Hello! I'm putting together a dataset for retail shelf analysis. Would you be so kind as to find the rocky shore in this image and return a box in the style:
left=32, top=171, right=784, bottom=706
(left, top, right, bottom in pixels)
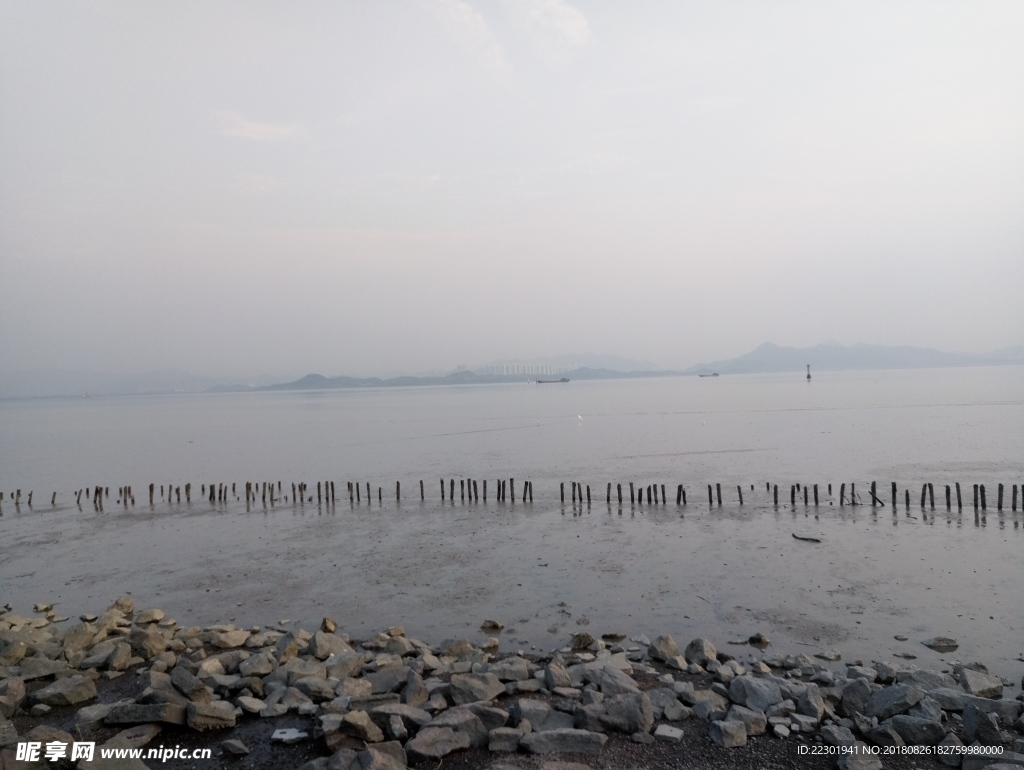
left=1, top=598, right=1023, bottom=770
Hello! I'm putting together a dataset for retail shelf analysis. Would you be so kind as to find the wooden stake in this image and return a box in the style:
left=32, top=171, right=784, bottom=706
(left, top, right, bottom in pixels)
left=737, top=486, right=743, bottom=504
left=676, top=485, right=682, bottom=505
left=420, top=480, right=424, bottom=500
left=617, top=483, right=622, bottom=504
left=716, top=483, right=721, bottom=506
left=955, top=482, right=961, bottom=510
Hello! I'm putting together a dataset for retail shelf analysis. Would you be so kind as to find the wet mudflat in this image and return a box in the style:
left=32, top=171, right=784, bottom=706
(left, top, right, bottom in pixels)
left=2, top=494, right=1021, bottom=688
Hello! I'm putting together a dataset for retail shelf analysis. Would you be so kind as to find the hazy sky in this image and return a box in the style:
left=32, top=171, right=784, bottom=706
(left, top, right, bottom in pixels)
left=2, top=1, right=1022, bottom=378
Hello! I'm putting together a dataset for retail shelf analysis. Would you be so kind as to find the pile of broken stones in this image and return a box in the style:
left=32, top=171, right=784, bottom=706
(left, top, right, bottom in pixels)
left=2, top=598, right=1023, bottom=770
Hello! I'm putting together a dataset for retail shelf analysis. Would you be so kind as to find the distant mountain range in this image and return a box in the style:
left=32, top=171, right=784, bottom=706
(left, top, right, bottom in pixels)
left=681, top=342, right=1024, bottom=375
left=2, top=343, right=1020, bottom=398
left=211, top=366, right=677, bottom=393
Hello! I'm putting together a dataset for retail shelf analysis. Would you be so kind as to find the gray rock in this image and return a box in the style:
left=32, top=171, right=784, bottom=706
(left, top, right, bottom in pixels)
left=0, top=678, right=26, bottom=718
left=772, top=723, right=790, bottom=739
left=963, top=701, right=1002, bottom=746
left=908, top=695, right=943, bottom=723
left=959, top=667, right=1004, bottom=699
left=105, top=702, right=187, bottom=726
left=928, top=687, right=969, bottom=711
left=367, top=666, right=411, bottom=695
left=239, top=650, right=276, bottom=677
left=295, top=676, right=339, bottom=702
left=692, top=697, right=729, bottom=722
left=521, top=728, right=608, bottom=755
left=646, top=687, right=680, bottom=718
left=921, top=637, right=959, bottom=653
left=937, top=731, right=964, bottom=767
left=222, top=738, right=250, bottom=756
left=963, top=756, right=1024, bottom=770
left=406, top=726, right=471, bottom=760
left=837, top=743, right=883, bottom=770
left=709, top=719, right=746, bottom=748
left=841, top=678, right=873, bottom=717
left=866, top=724, right=905, bottom=747
left=728, top=676, right=783, bottom=713
left=886, top=715, right=945, bottom=745
left=449, top=673, right=504, bottom=704
left=648, top=635, right=679, bottom=662
left=186, top=700, right=236, bottom=731
left=402, top=670, right=428, bottom=707
left=101, top=723, right=162, bottom=750
left=30, top=675, right=97, bottom=706
left=368, top=703, right=432, bottom=732
left=488, top=727, right=523, bottom=752
left=341, top=710, right=385, bottom=743
left=309, top=632, right=352, bottom=660
left=897, top=668, right=958, bottom=691
left=821, top=724, right=857, bottom=747
left=797, top=683, right=825, bottom=722
left=426, top=708, right=488, bottom=746
left=74, top=701, right=116, bottom=732
left=847, top=666, right=877, bottom=682
left=586, top=664, right=639, bottom=696
left=466, top=703, right=509, bottom=731
left=326, top=651, right=366, bottom=680
left=726, top=704, right=767, bottom=736
left=663, top=700, right=690, bottom=721
left=545, top=661, right=572, bottom=689
left=489, top=658, right=530, bottom=682
left=654, top=724, right=684, bottom=742
left=684, top=638, right=718, bottom=667
left=865, top=684, right=923, bottom=720
left=356, top=747, right=406, bottom=770
left=599, top=692, right=654, bottom=734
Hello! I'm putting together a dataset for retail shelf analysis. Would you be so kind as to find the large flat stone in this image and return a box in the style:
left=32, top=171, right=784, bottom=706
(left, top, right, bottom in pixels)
left=521, top=728, right=608, bottom=755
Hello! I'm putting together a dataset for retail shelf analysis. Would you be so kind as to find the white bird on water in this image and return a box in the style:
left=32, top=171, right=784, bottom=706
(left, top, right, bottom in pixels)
left=578, top=415, right=583, bottom=422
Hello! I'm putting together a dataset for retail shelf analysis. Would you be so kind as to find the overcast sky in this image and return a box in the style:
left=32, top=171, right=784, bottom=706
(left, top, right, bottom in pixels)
left=1, top=1, right=1022, bottom=378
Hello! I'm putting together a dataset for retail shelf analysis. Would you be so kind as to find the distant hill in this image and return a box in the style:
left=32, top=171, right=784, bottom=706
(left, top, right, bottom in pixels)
left=210, top=366, right=680, bottom=393
left=682, top=342, right=1024, bottom=375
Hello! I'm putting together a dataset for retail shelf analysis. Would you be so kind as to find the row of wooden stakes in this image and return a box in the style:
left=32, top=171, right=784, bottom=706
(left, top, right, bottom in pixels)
left=2, top=480, right=1021, bottom=512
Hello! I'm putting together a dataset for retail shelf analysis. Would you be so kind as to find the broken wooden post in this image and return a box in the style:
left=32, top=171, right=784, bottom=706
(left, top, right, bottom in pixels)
left=1012, top=484, right=1018, bottom=511
left=707, top=485, right=713, bottom=505
left=973, top=484, right=978, bottom=509
left=561, top=482, right=565, bottom=503
left=420, top=480, right=424, bottom=500
left=449, top=479, right=454, bottom=500
left=905, top=489, right=910, bottom=509
left=871, top=481, right=877, bottom=507
left=791, top=485, right=796, bottom=506
left=928, top=483, right=935, bottom=509
left=814, top=484, right=819, bottom=506
left=737, top=485, right=743, bottom=504
left=980, top=484, right=987, bottom=510
left=716, top=483, right=721, bottom=506
left=185, top=483, right=191, bottom=503
left=804, top=486, right=808, bottom=505
left=483, top=479, right=487, bottom=501
left=629, top=482, right=635, bottom=504
left=945, top=485, right=951, bottom=509
left=607, top=483, right=612, bottom=504
left=460, top=479, right=465, bottom=502
left=955, top=482, right=962, bottom=510
left=839, top=483, right=845, bottom=505
left=677, top=485, right=682, bottom=505
left=773, top=485, right=778, bottom=506
left=318, top=482, right=322, bottom=504
left=510, top=478, right=515, bottom=503
left=149, top=484, right=154, bottom=505
left=617, top=483, right=622, bottom=504
left=440, top=479, right=445, bottom=501
left=396, top=481, right=400, bottom=501
left=997, top=483, right=1003, bottom=511
left=850, top=483, right=856, bottom=505
left=586, top=484, right=591, bottom=505
left=920, top=485, right=926, bottom=508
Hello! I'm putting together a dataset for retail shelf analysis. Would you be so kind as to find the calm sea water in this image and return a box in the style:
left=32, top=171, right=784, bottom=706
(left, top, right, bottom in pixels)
left=1, top=366, right=1021, bottom=493
left=1, top=367, right=1022, bottom=683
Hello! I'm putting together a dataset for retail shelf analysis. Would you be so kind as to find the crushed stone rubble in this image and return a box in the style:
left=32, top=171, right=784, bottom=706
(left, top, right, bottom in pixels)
left=1, top=600, right=1023, bottom=769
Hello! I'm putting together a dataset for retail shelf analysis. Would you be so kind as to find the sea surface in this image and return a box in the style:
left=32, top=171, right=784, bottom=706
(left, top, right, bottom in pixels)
left=1, top=367, right=1022, bottom=682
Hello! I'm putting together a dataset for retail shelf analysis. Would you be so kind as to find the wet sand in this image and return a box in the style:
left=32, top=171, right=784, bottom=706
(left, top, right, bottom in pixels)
left=2, top=493, right=1021, bottom=689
